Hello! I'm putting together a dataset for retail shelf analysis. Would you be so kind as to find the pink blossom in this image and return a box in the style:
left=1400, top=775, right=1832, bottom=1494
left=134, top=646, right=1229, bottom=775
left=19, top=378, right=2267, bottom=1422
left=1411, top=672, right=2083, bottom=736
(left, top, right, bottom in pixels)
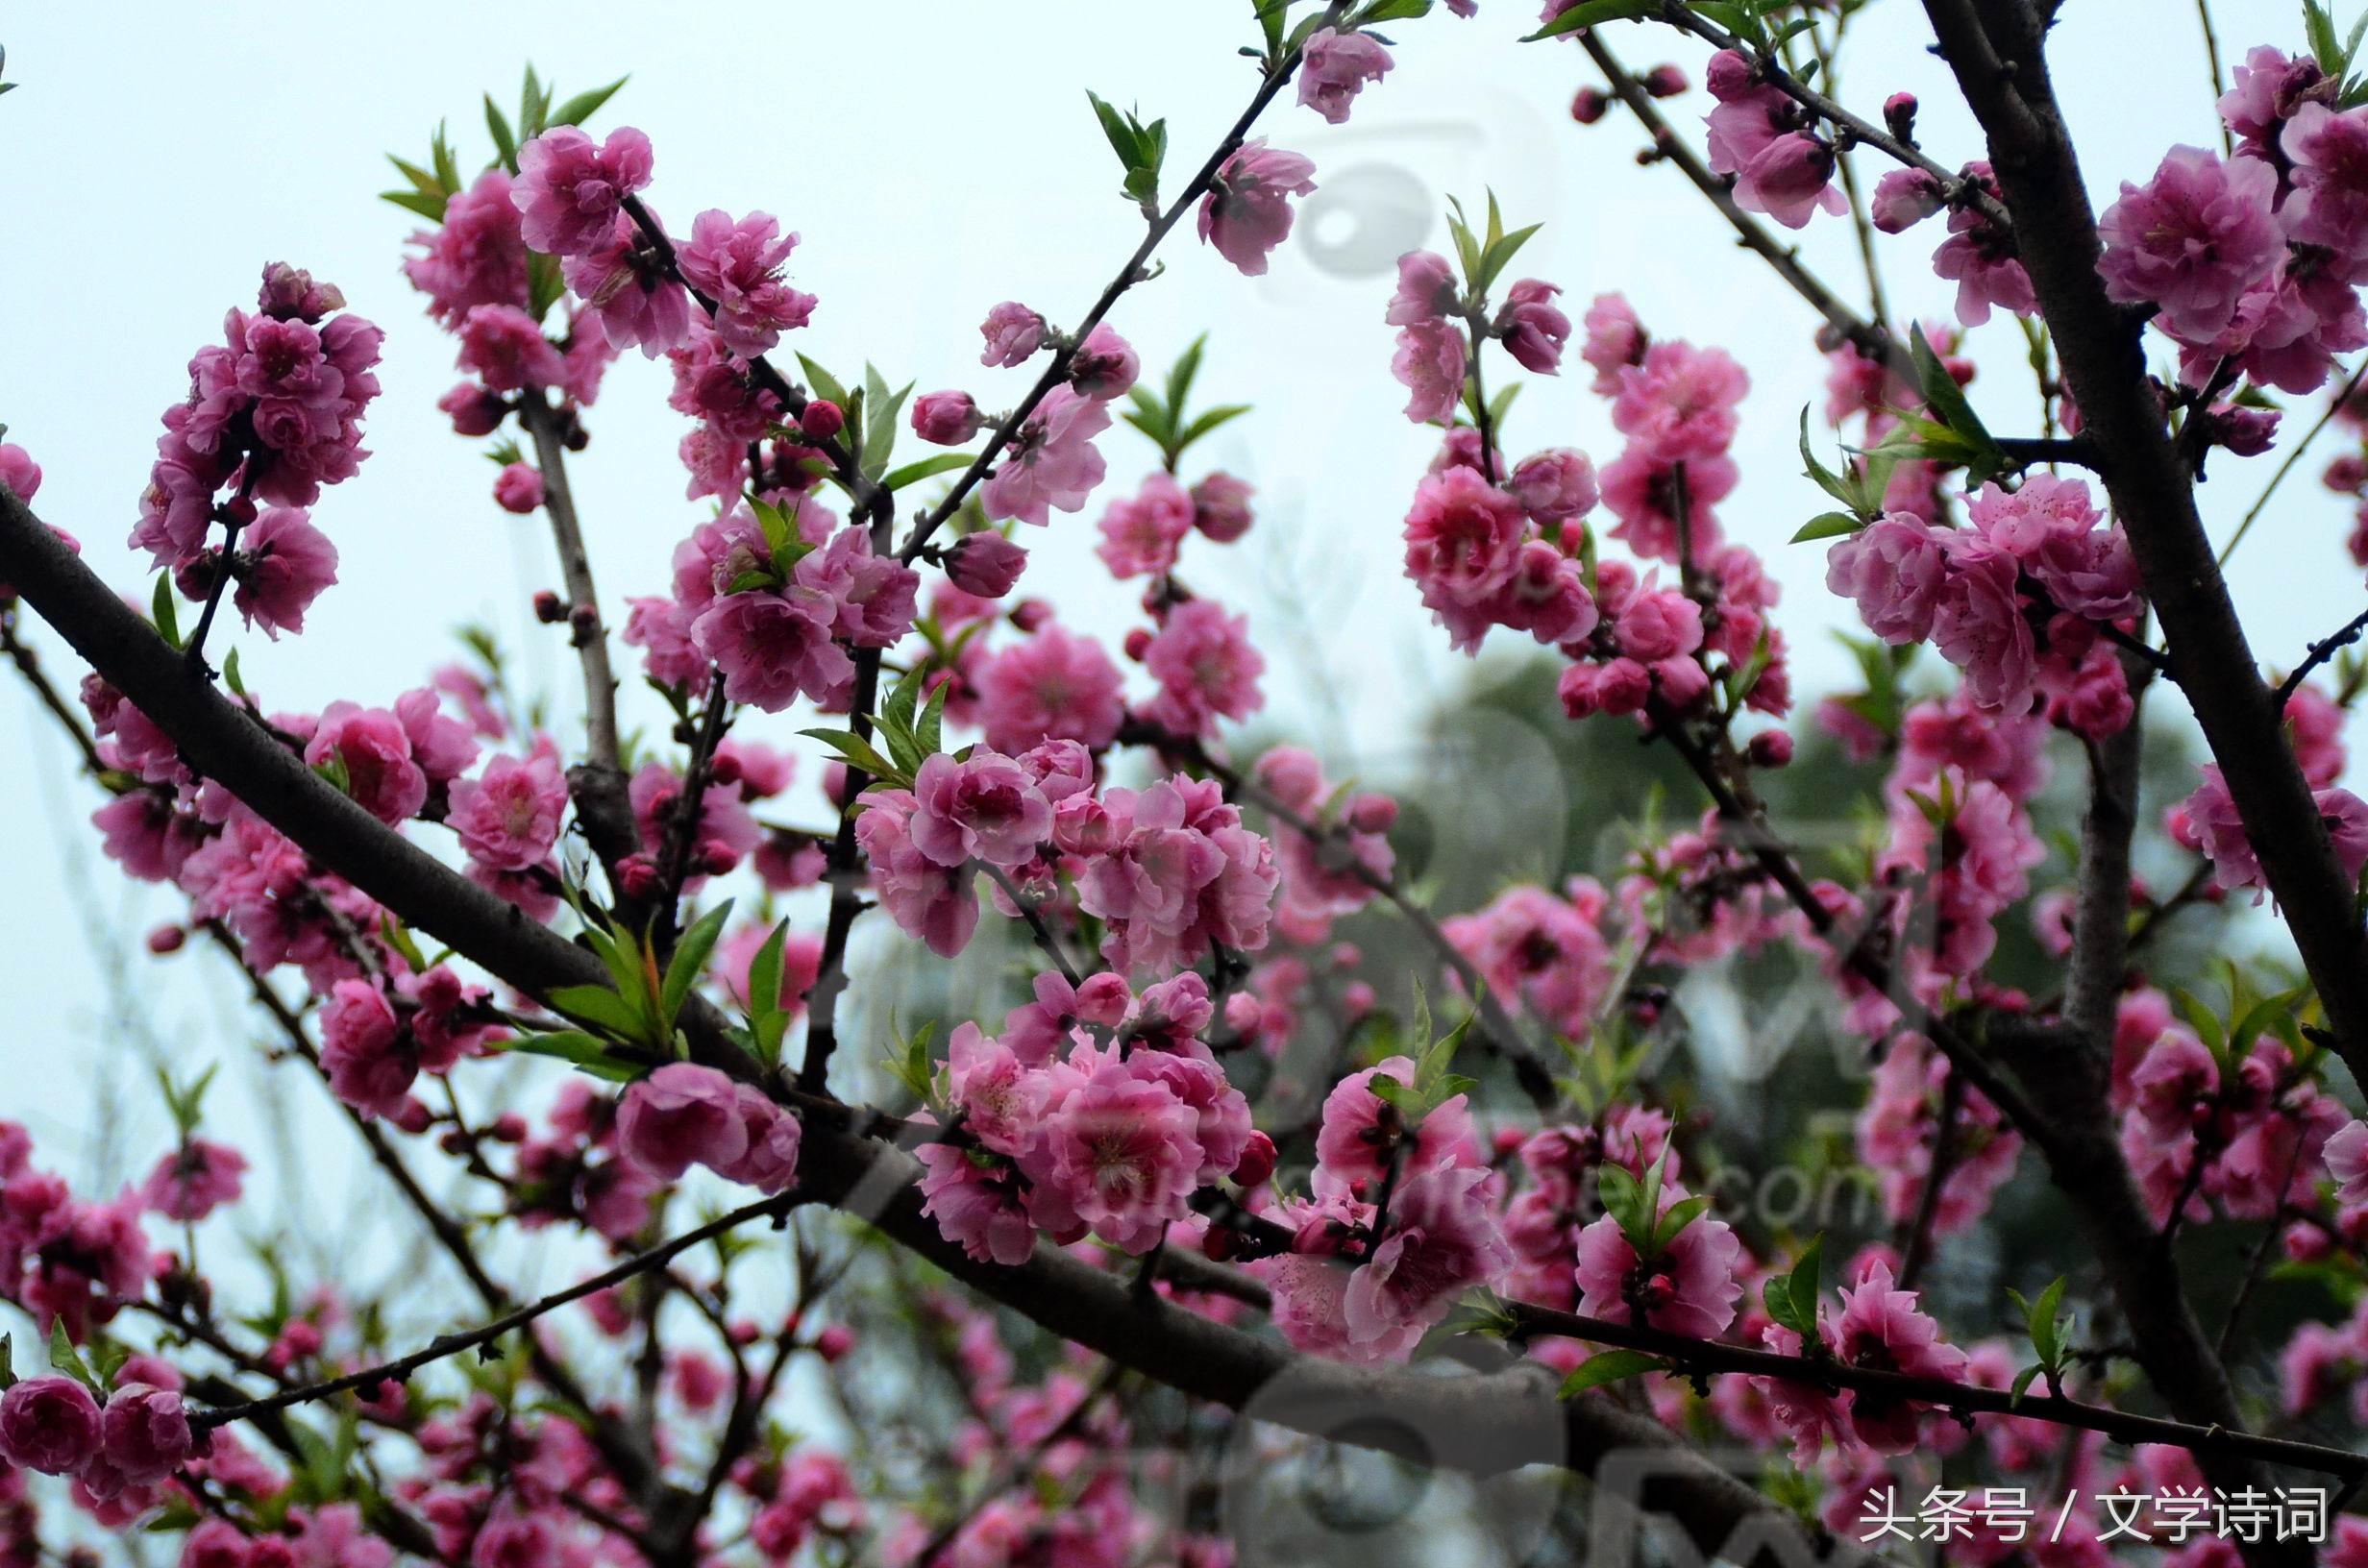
left=616, top=1064, right=749, bottom=1183
left=980, top=387, right=1110, bottom=526
left=1097, top=472, right=1196, bottom=578
left=1387, top=251, right=1459, bottom=329
left=1932, top=166, right=2035, bottom=326
left=456, top=304, right=566, bottom=394
left=306, top=702, right=428, bottom=824
left=946, top=531, right=1028, bottom=597
left=1704, top=52, right=1844, bottom=228
left=2327, top=1119, right=2368, bottom=1207
left=1404, top=464, right=1528, bottom=616
left=979, top=302, right=1048, bottom=367
left=675, top=209, right=816, bottom=357
left=1931, top=536, right=2036, bottom=713
left=1068, top=324, right=1138, bottom=400
left=1442, top=884, right=1616, bottom=1038
left=1494, top=279, right=1570, bottom=374
left=403, top=168, right=528, bottom=324
left=913, top=390, right=986, bottom=445
left=2220, top=47, right=2333, bottom=160
left=139, top=1139, right=247, bottom=1222
left=1611, top=341, right=1750, bottom=463
left=918, top=1142, right=1037, bottom=1264
left=855, top=790, right=981, bottom=957
left=1342, top=1166, right=1512, bottom=1360
left=1314, top=1056, right=1479, bottom=1199
left=1825, top=515, right=1949, bottom=644
left=491, top=463, right=543, bottom=514
left=1197, top=139, right=1318, bottom=276
left=1613, top=588, right=1703, bottom=662
left=1581, top=293, right=1646, bottom=393
left=1299, top=28, right=1394, bottom=124
left=2097, top=146, right=2283, bottom=343
left=912, top=749, right=1054, bottom=869
left=1870, top=168, right=1948, bottom=233
left=1190, top=472, right=1256, bottom=542
left=447, top=751, right=568, bottom=873
left=1392, top=318, right=1468, bottom=425
left=1967, top=475, right=2141, bottom=621
left=511, top=126, right=655, bottom=257
left=975, top=624, right=1126, bottom=754
left=0, top=442, right=42, bottom=502
left=1508, top=449, right=1598, bottom=523
left=1831, top=1260, right=1968, bottom=1451
left=1573, top=1186, right=1743, bottom=1338
left=693, top=587, right=853, bottom=713
left=233, top=506, right=339, bottom=638
left=0, top=1377, right=101, bottom=1476
left=720, top=1087, right=802, bottom=1194
left=1022, top=1048, right=1204, bottom=1253
left=2283, top=104, right=2368, bottom=271
left=565, top=208, right=694, bottom=356
left=1143, top=600, right=1266, bottom=739
left=98, top=1384, right=192, bottom=1484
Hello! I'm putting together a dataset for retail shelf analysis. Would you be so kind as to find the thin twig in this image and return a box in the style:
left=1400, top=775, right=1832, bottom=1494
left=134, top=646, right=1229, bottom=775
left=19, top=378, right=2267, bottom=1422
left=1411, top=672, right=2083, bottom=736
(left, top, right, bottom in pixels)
left=2220, top=357, right=2368, bottom=566
left=2273, top=604, right=2368, bottom=712
left=518, top=394, right=621, bottom=772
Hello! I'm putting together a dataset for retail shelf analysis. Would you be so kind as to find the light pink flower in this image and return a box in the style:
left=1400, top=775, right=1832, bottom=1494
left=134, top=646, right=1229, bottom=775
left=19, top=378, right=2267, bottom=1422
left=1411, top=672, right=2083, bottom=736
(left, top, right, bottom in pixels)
left=1314, top=1056, right=1479, bottom=1199
left=911, top=749, right=1054, bottom=869
left=616, top=1064, right=750, bottom=1183
left=2327, top=1119, right=2368, bottom=1207
left=979, top=302, right=1048, bottom=367
left=511, top=126, right=655, bottom=257
left=1611, top=341, right=1750, bottom=463
left=403, top=167, right=528, bottom=324
left=1508, top=449, right=1598, bottom=523
left=456, top=304, right=566, bottom=393
left=1192, top=472, right=1257, bottom=542
left=233, top=506, right=339, bottom=638
left=1299, top=28, right=1394, bottom=124
left=1197, top=140, right=1318, bottom=276
left=912, top=390, right=986, bottom=445
left=980, top=387, right=1110, bottom=526
left=1022, top=1048, right=1204, bottom=1254
left=0, top=1377, right=102, bottom=1476
left=1931, top=536, right=2036, bottom=713
left=1342, top=1166, right=1512, bottom=1360
left=855, top=790, right=981, bottom=957
left=1068, top=324, right=1138, bottom=401
left=918, top=1142, right=1037, bottom=1264
left=139, top=1139, right=247, bottom=1223
left=2098, top=146, right=2282, bottom=343
left=1143, top=600, right=1266, bottom=739
left=975, top=624, right=1126, bottom=753
left=1392, top=319, right=1468, bottom=425
left=675, top=209, right=816, bottom=358
left=1825, top=514, right=1949, bottom=644
left=1573, top=1185, right=1743, bottom=1338
left=1580, top=293, right=1646, bottom=393
left=1097, top=472, right=1196, bottom=579
left=1403, top=464, right=1528, bottom=607
left=447, top=751, right=568, bottom=873
left=719, top=1086, right=802, bottom=1194
left=692, top=587, right=854, bottom=713
left=306, top=702, right=428, bottom=824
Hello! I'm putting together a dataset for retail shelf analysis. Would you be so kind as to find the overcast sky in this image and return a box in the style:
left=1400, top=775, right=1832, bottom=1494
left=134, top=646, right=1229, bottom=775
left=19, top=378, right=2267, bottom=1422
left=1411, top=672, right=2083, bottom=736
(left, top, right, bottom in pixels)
left=0, top=0, right=2338, bottom=1291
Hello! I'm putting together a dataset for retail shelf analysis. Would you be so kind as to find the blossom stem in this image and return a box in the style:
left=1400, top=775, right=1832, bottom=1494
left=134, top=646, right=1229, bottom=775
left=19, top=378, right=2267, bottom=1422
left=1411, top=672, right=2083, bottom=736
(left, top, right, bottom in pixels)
left=191, top=1192, right=805, bottom=1432
left=892, top=5, right=1346, bottom=565
left=517, top=392, right=621, bottom=774
left=2219, top=357, right=2368, bottom=567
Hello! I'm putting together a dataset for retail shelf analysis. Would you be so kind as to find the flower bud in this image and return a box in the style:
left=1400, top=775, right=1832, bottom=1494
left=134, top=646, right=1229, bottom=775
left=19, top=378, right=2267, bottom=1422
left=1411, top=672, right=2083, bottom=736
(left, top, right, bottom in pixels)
left=946, top=532, right=1028, bottom=598
left=1190, top=472, right=1256, bottom=542
left=1231, top=1131, right=1278, bottom=1189
left=911, top=390, right=986, bottom=446
left=1641, top=65, right=1689, bottom=97
left=1746, top=730, right=1795, bottom=768
left=800, top=400, right=845, bottom=441
left=1570, top=87, right=1610, bottom=124
left=493, top=462, right=544, bottom=515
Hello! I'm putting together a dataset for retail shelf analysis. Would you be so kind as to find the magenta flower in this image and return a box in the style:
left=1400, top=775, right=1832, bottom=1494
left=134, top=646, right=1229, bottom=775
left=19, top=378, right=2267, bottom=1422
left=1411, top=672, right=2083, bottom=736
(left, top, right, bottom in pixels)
left=1572, top=1184, right=1742, bottom=1338
left=511, top=126, right=655, bottom=257
left=1298, top=28, right=1394, bottom=125
left=1341, top=1166, right=1512, bottom=1360
left=457, top=304, right=566, bottom=394
left=692, top=587, right=854, bottom=714
left=1825, top=514, right=1950, bottom=646
left=1581, top=292, right=1646, bottom=393
left=448, top=751, right=568, bottom=873
left=98, top=1384, right=192, bottom=1485
left=979, top=302, right=1048, bottom=367
left=617, top=1064, right=749, bottom=1183
left=1932, top=166, right=2035, bottom=326
left=918, top=1142, right=1037, bottom=1265
left=1611, top=340, right=1749, bottom=463
left=232, top=506, right=339, bottom=639
left=2326, top=1119, right=2368, bottom=1208
left=1494, top=279, right=1571, bottom=374
left=946, top=531, right=1028, bottom=598
left=912, top=390, right=986, bottom=445
left=975, top=623, right=1126, bottom=754
left=1313, top=1056, right=1479, bottom=1198
left=720, top=1087, right=802, bottom=1195
left=492, top=462, right=544, bottom=514
left=0, top=1377, right=102, bottom=1476
left=1509, top=449, right=1598, bottom=523
left=2283, top=104, right=2368, bottom=270
left=1197, top=139, right=1318, bottom=276
left=676, top=209, right=817, bottom=358
left=1068, top=324, right=1139, bottom=401
left=1831, top=1260, right=1967, bottom=1452
left=1144, top=599, right=1267, bottom=740
left=566, top=209, right=695, bottom=357
left=980, top=387, right=1110, bottom=526
left=139, top=1139, right=247, bottom=1223
left=1404, top=464, right=1528, bottom=610
left=404, top=168, right=529, bottom=325
left=911, top=749, right=1054, bottom=869
left=1021, top=1048, right=1204, bottom=1254
left=855, top=790, right=982, bottom=957
left=1931, top=536, right=2037, bottom=713
left=306, top=701, right=429, bottom=824
left=1096, top=472, right=1196, bottom=579
left=2098, top=146, right=2282, bottom=344
left=1393, top=319, right=1468, bottom=426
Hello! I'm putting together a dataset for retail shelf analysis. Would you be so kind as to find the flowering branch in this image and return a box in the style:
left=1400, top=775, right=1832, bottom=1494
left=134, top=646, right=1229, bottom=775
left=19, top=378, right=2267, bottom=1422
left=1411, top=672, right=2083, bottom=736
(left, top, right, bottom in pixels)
left=191, top=1192, right=804, bottom=1431
left=1920, top=0, right=2368, bottom=1106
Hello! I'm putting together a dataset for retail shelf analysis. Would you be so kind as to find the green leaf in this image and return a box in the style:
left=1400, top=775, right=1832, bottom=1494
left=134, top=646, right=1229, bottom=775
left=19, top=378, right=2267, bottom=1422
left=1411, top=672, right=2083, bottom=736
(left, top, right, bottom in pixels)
left=501, top=1030, right=641, bottom=1082
left=0, top=1334, right=12, bottom=1390
left=1087, top=90, right=1145, bottom=171
left=2009, top=1362, right=2044, bottom=1407
left=1167, top=335, right=1208, bottom=414
left=548, top=75, right=629, bottom=129
left=746, top=919, right=791, bottom=1065
left=796, top=354, right=851, bottom=411
left=1790, top=511, right=1862, bottom=544
left=1651, top=1193, right=1713, bottom=1253
left=484, top=95, right=519, bottom=174
left=800, top=727, right=906, bottom=786
left=1471, top=223, right=1543, bottom=296
left=548, top=983, right=649, bottom=1041
left=1524, top=0, right=1657, bottom=39
left=661, top=898, right=735, bottom=1027
left=223, top=647, right=246, bottom=698
left=1786, top=1234, right=1825, bottom=1332
left=863, top=372, right=912, bottom=480
left=1559, top=1349, right=1664, bottom=1396
left=918, top=677, right=950, bottom=758
left=1908, top=324, right=2009, bottom=481
left=1596, top=1162, right=1642, bottom=1242
left=48, top=1321, right=99, bottom=1394
left=385, top=154, right=445, bottom=199
left=883, top=453, right=973, bottom=491
left=1175, top=404, right=1252, bottom=457
left=528, top=252, right=565, bottom=323
left=1256, top=0, right=1291, bottom=58
left=379, top=187, right=448, bottom=222
left=1357, top=0, right=1434, bottom=21
left=151, top=574, right=181, bottom=648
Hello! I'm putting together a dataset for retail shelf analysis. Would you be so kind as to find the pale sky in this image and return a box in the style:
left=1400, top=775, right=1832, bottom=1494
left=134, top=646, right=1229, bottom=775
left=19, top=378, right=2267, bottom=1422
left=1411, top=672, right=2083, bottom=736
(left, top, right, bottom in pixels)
left=0, top=0, right=2340, bottom=1291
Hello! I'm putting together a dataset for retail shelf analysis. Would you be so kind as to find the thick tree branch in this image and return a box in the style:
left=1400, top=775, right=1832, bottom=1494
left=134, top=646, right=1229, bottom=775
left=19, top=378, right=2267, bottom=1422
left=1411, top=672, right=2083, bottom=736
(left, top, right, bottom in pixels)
left=1920, top=0, right=2368, bottom=1104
